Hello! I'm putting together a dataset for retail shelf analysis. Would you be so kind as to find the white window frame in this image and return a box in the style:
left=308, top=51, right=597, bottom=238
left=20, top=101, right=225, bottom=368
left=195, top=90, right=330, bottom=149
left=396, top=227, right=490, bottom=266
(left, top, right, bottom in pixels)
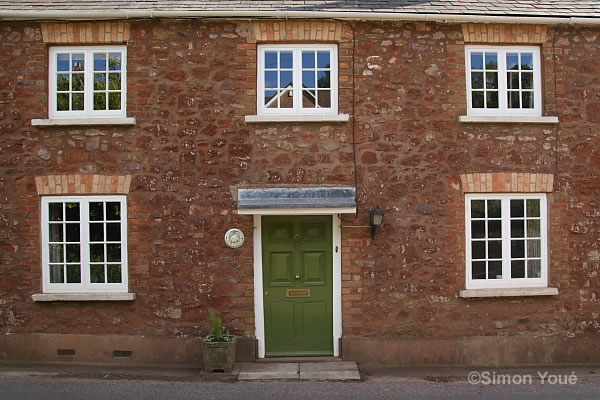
left=49, top=46, right=127, bottom=119
left=465, top=45, right=542, bottom=117
left=257, top=44, right=338, bottom=115
left=41, top=195, right=128, bottom=293
left=465, top=194, right=548, bottom=289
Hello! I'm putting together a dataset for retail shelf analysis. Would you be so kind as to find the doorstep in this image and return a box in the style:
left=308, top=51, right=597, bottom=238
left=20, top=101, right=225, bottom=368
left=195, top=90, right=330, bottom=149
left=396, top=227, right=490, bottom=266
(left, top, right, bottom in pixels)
left=237, top=361, right=360, bottom=381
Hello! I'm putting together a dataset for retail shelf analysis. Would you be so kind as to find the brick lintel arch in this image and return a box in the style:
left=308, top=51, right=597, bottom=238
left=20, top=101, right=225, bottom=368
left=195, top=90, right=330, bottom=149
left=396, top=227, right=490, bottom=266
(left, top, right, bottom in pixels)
left=460, top=172, right=554, bottom=193
left=35, top=174, right=132, bottom=195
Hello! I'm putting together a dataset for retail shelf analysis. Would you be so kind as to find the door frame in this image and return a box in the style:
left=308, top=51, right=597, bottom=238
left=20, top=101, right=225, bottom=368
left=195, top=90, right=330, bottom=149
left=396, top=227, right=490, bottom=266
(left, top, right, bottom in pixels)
left=252, top=211, right=342, bottom=358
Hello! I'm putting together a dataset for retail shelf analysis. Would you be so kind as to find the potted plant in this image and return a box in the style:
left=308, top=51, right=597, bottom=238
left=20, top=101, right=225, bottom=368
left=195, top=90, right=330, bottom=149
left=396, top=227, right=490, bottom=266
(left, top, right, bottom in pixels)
left=201, top=309, right=236, bottom=373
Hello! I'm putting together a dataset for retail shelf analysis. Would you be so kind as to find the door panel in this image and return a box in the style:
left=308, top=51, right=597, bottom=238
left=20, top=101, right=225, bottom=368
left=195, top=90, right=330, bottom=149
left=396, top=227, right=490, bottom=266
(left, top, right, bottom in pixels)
left=262, top=215, right=333, bottom=357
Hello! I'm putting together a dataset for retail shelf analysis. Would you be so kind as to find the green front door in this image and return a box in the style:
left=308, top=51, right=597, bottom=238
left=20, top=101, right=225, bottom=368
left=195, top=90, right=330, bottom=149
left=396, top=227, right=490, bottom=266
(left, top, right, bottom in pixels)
left=262, top=215, right=333, bottom=357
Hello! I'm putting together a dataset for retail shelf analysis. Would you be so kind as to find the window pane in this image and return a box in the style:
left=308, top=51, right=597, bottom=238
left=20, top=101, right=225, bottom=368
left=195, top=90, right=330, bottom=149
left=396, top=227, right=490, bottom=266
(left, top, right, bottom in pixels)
left=303, top=71, right=316, bottom=88
left=106, top=223, right=121, bottom=241
left=526, top=199, right=540, bottom=217
left=107, top=244, right=121, bottom=262
left=303, top=89, right=316, bottom=108
left=72, top=74, right=84, bottom=91
left=485, top=53, right=497, bottom=69
left=280, top=51, right=293, bottom=69
left=280, top=89, right=293, bottom=109
left=488, top=261, right=502, bottom=279
left=265, top=71, right=277, bottom=88
left=57, top=74, right=69, bottom=91
left=472, top=261, right=486, bottom=280
left=57, top=53, right=70, bottom=71
left=89, top=202, right=104, bottom=220
left=106, top=202, right=121, bottom=220
left=511, top=260, right=525, bottom=278
left=50, top=265, right=64, bottom=283
left=506, top=53, right=519, bottom=70
left=317, top=71, right=330, bottom=89
left=94, top=52, right=107, bottom=71
left=471, top=52, right=483, bottom=69
left=108, top=73, right=121, bottom=90
left=471, top=220, right=485, bottom=239
left=472, top=91, right=484, bottom=108
left=487, top=200, right=501, bottom=218
left=317, top=51, right=330, bottom=68
left=65, top=244, right=80, bottom=263
left=65, top=203, right=80, bottom=221
left=317, top=90, right=331, bottom=108
left=527, top=239, right=541, bottom=258
left=94, top=93, right=106, bottom=110
left=90, top=244, right=105, bottom=262
left=49, top=244, right=64, bottom=262
left=108, top=53, right=121, bottom=70
left=72, top=93, right=84, bottom=111
left=527, top=220, right=540, bottom=238
left=486, top=91, right=499, bottom=109
left=90, top=264, right=105, bottom=283
left=485, top=72, right=498, bottom=89
left=66, top=223, right=80, bottom=242
left=521, top=72, right=533, bottom=89
left=508, top=72, right=520, bottom=89
left=508, top=91, right=520, bottom=108
left=71, top=53, right=84, bottom=71
left=264, top=90, right=277, bottom=107
left=90, top=223, right=104, bottom=242
left=510, top=199, right=524, bottom=217
left=527, top=260, right=541, bottom=278
left=57, top=93, right=69, bottom=111
left=302, top=51, right=315, bottom=68
left=471, top=200, right=485, bottom=218
left=522, top=92, right=534, bottom=109
left=107, top=264, right=122, bottom=283
left=488, top=240, right=502, bottom=259
left=49, top=203, right=63, bottom=221
left=488, top=220, right=501, bottom=238
left=66, top=264, right=81, bottom=283
left=49, top=224, right=63, bottom=242
left=521, top=53, right=533, bottom=70
left=265, top=51, right=277, bottom=68
left=471, top=72, right=483, bottom=89
left=511, top=220, right=525, bottom=238
left=511, top=240, right=525, bottom=258
left=94, top=73, right=106, bottom=90
left=108, top=93, right=121, bottom=110
left=280, top=71, right=293, bottom=89
left=472, top=241, right=486, bottom=259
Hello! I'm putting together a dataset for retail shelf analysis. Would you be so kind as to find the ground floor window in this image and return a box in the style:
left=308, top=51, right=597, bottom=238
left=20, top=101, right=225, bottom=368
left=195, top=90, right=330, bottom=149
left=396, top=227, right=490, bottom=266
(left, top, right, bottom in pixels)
left=465, top=194, right=547, bottom=289
left=41, top=196, right=128, bottom=293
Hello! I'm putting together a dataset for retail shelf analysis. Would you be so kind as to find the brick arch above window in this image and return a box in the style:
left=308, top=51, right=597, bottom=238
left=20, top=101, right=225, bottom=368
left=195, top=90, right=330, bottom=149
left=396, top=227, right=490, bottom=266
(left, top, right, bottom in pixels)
left=41, top=22, right=130, bottom=44
left=249, top=21, right=351, bottom=43
left=460, top=172, right=554, bottom=193
left=461, top=24, right=548, bottom=44
left=35, top=174, right=132, bottom=195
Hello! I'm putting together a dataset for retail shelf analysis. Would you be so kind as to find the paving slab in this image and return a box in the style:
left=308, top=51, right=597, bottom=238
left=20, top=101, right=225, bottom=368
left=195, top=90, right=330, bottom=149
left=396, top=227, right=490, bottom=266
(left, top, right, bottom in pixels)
left=299, top=361, right=361, bottom=381
left=237, top=362, right=299, bottom=380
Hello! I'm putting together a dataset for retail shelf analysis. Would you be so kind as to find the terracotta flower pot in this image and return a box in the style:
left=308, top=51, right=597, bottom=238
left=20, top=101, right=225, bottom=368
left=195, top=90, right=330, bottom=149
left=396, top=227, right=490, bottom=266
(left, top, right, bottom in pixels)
left=201, top=336, right=236, bottom=373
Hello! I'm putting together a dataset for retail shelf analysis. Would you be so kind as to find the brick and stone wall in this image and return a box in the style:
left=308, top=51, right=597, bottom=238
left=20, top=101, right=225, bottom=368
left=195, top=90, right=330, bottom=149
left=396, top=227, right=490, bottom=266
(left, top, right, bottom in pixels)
left=1, top=18, right=600, bottom=365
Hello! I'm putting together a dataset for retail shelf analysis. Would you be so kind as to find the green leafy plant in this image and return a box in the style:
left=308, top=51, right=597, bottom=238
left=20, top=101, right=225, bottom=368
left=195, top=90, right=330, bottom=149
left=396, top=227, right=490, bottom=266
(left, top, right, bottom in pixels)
left=204, top=309, right=233, bottom=343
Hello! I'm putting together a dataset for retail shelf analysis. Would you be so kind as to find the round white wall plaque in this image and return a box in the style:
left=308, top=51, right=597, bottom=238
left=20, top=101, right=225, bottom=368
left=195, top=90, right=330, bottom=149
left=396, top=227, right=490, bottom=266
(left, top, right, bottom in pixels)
left=224, top=228, right=245, bottom=248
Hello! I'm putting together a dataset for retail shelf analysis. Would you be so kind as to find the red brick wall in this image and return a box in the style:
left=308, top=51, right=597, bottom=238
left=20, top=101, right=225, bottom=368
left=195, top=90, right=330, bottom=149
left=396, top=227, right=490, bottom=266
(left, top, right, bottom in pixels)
left=1, top=19, right=600, bottom=345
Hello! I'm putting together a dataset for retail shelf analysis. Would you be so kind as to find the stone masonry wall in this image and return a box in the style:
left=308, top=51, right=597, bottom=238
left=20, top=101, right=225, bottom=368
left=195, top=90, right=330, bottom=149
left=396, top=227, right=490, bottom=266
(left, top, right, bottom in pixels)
left=1, top=19, right=600, bottom=345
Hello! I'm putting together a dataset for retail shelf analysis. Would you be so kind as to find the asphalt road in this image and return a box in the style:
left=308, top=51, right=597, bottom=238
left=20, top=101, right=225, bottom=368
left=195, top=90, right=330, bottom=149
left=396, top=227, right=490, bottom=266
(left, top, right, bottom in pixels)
left=1, top=373, right=600, bottom=400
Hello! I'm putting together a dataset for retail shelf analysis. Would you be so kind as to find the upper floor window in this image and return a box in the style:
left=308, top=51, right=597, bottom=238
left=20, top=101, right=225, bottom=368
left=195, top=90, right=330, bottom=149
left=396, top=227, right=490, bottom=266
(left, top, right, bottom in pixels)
left=465, top=46, right=541, bottom=116
left=49, top=46, right=127, bottom=119
left=257, top=44, right=338, bottom=115
left=465, top=194, right=547, bottom=289
left=41, top=196, right=128, bottom=293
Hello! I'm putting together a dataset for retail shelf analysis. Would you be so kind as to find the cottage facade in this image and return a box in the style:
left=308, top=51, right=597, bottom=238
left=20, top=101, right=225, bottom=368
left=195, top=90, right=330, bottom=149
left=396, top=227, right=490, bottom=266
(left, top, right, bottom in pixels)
left=1, top=1, right=600, bottom=366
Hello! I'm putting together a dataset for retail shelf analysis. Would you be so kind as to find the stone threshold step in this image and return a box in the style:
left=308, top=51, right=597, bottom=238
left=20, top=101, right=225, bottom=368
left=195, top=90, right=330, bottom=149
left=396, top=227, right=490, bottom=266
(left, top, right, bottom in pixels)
left=238, top=361, right=361, bottom=381
left=255, top=356, right=342, bottom=363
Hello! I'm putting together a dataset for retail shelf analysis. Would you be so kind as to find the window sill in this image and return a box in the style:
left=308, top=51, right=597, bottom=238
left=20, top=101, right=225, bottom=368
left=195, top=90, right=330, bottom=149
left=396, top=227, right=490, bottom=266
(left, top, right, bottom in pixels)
left=245, top=114, right=350, bottom=123
left=31, top=117, right=136, bottom=127
left=459, top=115, right=559, bottom=124
left=32, top=293, right=136, bottom=302
left=459, top=287, right=558, bottom=298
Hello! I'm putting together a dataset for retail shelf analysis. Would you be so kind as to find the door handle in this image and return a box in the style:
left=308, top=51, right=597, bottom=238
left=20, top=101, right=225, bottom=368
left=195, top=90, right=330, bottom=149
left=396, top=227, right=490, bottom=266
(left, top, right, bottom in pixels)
left=295, top=275, right=301, bottom=280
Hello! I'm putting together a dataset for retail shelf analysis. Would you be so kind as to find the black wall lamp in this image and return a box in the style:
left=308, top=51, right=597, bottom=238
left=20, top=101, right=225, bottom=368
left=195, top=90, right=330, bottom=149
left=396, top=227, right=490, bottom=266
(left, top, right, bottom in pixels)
left=369, top=206, right=385, bottom=240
